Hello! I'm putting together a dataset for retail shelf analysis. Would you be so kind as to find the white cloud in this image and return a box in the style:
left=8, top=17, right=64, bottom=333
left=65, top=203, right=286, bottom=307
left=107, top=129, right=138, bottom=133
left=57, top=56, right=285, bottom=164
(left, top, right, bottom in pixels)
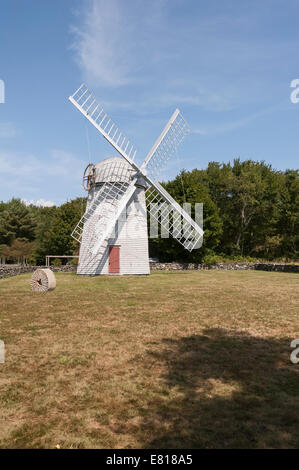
left=70, top=0, right=132, bottom=86
left=70, top=0, right=171, bottom=88
left=0, top=149, right=85, bottom=204
left=70, top=0, right=298, bottom=116
left=0, top=149, right=82, bottom=179
left=99, top=87, right=237, bottom=114
left=22, top=198, right=56, bottom=207
left=68, top=0, right=247, bottom=114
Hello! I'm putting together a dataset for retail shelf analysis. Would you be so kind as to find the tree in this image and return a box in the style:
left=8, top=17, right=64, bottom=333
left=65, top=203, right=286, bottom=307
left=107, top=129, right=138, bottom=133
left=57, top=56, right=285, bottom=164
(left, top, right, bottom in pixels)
left=0, top=160, right=297, bottom=266
left=0, top=239, right=35, bottom=265
left=206, top=159, right=286, bottom=258
left=277, top=169, right=299, bottom=259
left=149, top=170, right=223, bottom=262
left=0, top=198, right=36, bottom=245
left=0, top=244, right=10, bottom=264
left=36, top=198, right=86, bottom=263
left=33, top=205, right=57, bottom=264
left=10, top=239, right=35, bottom=265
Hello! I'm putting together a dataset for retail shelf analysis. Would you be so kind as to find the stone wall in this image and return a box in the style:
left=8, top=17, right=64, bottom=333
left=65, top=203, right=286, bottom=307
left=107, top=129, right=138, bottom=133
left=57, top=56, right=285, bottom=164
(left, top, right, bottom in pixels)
left=149, top=262, right=299, bottom=272
left=0, top=265, right=76, bottom=279
left=254, top=263, right=299, bottom=273
left=0, top=262, right=298, bottom=279
left=149, top=262, right=257, bottom=271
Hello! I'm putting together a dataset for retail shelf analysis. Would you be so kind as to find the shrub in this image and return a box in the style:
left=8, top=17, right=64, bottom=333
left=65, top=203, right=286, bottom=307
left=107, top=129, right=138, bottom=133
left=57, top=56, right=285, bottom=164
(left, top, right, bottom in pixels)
left=51, top=258, right=62, bottom=266
left=202, top=254, right=223, bottom=265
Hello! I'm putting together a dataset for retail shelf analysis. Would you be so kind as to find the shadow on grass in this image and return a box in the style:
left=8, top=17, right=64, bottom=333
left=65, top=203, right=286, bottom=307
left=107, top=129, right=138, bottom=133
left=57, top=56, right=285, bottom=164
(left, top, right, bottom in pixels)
left=138, top=329, right=299, bottom=448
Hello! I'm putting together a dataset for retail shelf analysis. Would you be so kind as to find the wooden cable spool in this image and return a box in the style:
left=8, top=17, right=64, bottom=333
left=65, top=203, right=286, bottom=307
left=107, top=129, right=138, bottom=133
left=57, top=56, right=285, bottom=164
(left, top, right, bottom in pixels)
left=30, top=268, right=56, bottom=292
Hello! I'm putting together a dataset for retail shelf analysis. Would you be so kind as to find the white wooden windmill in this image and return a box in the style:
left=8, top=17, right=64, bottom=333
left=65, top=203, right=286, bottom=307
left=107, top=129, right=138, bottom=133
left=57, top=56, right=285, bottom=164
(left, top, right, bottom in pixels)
left=69, top=83, right=204, bottom=275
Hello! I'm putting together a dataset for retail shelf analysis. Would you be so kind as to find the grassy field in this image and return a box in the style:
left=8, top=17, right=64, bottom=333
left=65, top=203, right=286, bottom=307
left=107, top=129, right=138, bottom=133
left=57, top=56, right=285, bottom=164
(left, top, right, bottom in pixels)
left=0, top=270, right=298, bottom=449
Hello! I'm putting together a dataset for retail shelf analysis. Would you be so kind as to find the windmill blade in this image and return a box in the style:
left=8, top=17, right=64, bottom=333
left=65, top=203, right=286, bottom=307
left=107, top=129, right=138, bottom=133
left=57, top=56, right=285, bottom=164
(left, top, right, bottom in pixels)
left=71, top=158, right=138, bottom=257
left=69, top=84, right=139, bottom=169
left=69, top=83, right=203, bottom=255
left=89, top=181, right=137, bottom=256
left=73, top=182, right=137, bottom=257
left=146, top=182, right=203, bottom=251
left=142, top=109, right=190, bottom=181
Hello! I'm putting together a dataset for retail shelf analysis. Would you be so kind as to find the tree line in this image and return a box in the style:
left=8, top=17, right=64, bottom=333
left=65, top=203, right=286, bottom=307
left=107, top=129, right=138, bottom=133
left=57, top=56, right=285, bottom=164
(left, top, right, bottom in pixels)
left=0, top=159, right=298, bottom=265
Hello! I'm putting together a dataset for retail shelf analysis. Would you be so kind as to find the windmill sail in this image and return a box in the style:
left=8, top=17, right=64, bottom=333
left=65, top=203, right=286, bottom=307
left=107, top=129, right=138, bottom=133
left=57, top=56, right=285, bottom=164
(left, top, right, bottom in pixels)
left=69, top=84, right=138, bottom=167
left=140, top=109, right=202, bottom=250
left=69, top=84, right=142, bottom=255
left=146, top=182, right=203, bottom=251
left=72, top=159, right=137, bottom=257
left=69, top=83, right=204, bottom=263
left=89, top=181, right=137, bottom=256
left=142, top=109, right=190, bottom=180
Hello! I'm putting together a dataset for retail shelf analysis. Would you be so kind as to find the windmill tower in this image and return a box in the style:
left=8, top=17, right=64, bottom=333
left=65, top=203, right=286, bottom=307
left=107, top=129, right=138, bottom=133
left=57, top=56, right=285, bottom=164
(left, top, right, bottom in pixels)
left=77, top=156, right=149, bottom=275
left=69, top=84, right=204, bottom=275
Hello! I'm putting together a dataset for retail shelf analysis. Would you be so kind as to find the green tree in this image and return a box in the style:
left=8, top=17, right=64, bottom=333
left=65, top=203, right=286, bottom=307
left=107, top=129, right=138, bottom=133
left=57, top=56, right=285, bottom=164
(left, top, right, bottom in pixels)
left=0, top=198, right=36, bottom=245
left=0, top=159, right=297, bottom=266
left=0, top=243, right=11, bottom=263
left=10, top=239, right=35, bottom=265
left=33, top=205, right=57, bottom=264
left=149, top=170, right=223, bottom=262
left=277, top=169, right=299, bottom=259
left=206, top=159, right=286, bottom=258
left=0, top=239, right=35, bottom=265
left=36, top=198, right=86, bottom=263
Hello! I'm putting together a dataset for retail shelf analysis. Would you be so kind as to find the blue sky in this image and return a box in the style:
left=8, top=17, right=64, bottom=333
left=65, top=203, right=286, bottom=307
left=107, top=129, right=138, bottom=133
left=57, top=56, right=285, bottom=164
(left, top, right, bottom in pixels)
left=0, top=0, right=298, bottom=206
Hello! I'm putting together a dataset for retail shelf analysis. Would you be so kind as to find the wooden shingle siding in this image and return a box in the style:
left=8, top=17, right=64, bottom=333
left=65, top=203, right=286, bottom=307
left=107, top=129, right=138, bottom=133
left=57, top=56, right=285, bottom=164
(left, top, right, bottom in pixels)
left=77, top=184, right=149, bottom=276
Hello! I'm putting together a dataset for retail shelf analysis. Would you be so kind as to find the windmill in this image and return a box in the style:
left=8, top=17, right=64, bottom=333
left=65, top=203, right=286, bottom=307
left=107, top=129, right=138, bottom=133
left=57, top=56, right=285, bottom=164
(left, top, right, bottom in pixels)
left=69, top=83, right=203, bottom=275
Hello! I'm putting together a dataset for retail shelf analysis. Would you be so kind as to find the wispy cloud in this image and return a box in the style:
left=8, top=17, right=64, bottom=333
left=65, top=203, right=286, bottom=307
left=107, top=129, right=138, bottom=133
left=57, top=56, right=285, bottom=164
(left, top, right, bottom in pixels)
left=0, top=149, right=84, bottom=204
left=70, top=0, right=170, bottom=88
left=67, top=0, right=299, bottom=173
left=69, top=0, right=238, bottom=111
left=156, top=91, right=237, bottom=113
left=69, top=0, right=293, bottom=113
left=0, top=149, right=82, bottom=178
left=70, top=0, right=133, bottom=86
left=193, top=104, right=283, bottom=136
left=0, top=122, right=17, bottom=138
left=100, top=87, right=237, bottom=115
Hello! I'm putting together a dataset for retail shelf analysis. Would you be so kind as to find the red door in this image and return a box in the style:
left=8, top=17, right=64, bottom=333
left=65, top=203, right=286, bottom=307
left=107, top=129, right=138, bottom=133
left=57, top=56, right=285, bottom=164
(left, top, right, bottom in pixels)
left=109, top=246, right=120, bottom=274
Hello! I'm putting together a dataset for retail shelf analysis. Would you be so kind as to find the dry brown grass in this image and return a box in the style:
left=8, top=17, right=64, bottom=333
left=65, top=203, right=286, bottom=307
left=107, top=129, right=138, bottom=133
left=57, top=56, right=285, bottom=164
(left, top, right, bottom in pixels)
left=0, top=270, right=298, bottom=448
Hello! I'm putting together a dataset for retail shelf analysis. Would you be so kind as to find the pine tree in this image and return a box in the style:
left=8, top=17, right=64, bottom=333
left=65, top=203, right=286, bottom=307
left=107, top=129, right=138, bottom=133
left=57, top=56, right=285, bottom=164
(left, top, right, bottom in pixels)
left=0, top=198, right=36, bottom=245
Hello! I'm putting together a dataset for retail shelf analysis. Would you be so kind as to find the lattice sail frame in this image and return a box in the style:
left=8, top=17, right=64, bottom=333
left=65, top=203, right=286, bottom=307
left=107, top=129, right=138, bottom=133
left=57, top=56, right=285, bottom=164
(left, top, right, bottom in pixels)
left=146, top=183, right=203, bottom=252
left=142, top=109, right=190, bottom=181
left=71, top=159, right=137, bottom=256
left=70, top=83, right=137, bottom=161
left=69, top=83, right=204, bottom=254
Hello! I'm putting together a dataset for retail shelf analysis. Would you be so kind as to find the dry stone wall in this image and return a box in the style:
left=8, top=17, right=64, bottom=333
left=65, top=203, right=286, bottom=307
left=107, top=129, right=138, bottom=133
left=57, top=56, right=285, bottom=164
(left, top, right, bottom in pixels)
left=0, top=262, right=298, bottom=279
left=150, top=262, right=299, bottom=272
left=0, top=265, right=76, bottom=279
left=149, top=262, right=256, bottom=271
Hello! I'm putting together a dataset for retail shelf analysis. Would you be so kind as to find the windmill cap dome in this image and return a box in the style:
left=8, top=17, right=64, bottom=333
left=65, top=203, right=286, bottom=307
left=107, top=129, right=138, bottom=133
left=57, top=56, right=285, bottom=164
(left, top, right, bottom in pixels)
left=94, top=156, right=146, bottom=187
left=94, top=156, right=134, bottom=184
